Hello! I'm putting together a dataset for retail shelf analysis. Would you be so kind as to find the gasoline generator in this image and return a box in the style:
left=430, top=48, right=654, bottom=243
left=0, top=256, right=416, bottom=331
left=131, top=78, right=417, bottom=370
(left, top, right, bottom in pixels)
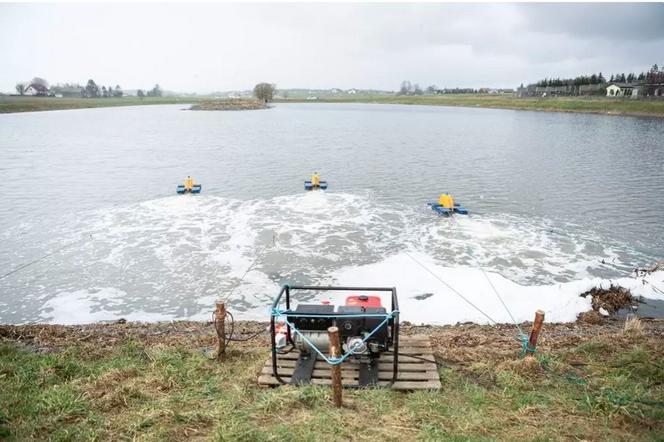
left=270, top=285, right=400, bottom=387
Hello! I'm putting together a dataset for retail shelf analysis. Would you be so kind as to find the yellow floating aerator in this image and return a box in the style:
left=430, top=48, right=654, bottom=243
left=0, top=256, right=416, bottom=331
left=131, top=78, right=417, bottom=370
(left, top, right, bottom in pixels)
left=428, top=193, right=468, bottom=216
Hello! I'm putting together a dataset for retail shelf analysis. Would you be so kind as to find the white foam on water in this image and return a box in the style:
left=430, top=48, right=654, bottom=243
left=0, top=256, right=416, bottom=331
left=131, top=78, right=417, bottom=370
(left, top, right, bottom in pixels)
left=39, top=287, right=176, bottom=325
left=323, top=252, right=664, bottom=325
left=1, top=191, right=659, bottom=325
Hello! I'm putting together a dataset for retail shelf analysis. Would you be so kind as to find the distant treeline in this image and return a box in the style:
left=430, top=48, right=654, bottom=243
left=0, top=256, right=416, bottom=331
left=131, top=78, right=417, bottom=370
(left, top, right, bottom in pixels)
left=81, top=79, right=162, bottom=98
left=532, top=64, right=664, bottom=87
left=397, top=81, right=511, bottom=95
left=14, top=76, right=164, bottom=98
left=80, top=80, right=124, bottom=98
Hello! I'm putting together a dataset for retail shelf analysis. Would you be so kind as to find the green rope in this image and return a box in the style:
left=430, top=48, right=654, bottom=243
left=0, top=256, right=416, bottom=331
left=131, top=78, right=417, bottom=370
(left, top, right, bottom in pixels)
left=272, top=308, right=399, bottom=366
left=466, top=246, right=534, bottom=358
left=518, top=333, right=536, bottom=357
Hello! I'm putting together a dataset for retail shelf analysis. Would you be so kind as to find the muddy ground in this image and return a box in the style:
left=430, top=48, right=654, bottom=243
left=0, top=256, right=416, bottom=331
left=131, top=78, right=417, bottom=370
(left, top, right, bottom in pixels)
left=2, top=316, right=662, bottom=365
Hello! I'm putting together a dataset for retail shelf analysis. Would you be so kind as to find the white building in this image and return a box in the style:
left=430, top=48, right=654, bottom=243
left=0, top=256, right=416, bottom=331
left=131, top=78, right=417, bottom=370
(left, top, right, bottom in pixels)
left=606, top=83, right=639, bottom=98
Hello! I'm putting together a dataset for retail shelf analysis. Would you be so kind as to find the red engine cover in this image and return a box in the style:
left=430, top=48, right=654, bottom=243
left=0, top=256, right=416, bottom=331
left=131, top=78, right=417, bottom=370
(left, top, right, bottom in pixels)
left=345, top=295, right=382, bottom=308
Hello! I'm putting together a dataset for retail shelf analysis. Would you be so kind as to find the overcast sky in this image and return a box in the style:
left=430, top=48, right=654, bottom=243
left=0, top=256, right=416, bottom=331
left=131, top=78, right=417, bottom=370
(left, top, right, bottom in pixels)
left=1, top=2, right=663, bottom=93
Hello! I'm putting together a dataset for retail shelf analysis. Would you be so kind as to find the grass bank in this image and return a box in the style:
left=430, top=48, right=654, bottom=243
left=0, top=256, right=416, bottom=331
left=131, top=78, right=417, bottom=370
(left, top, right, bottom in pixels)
left=1, top=319, right=662, bottom=441
left=279, top=94, right=664, bottom=118
left=0, top=96, right=205, bottom=114
left=4, top=95, right=664, bottom=118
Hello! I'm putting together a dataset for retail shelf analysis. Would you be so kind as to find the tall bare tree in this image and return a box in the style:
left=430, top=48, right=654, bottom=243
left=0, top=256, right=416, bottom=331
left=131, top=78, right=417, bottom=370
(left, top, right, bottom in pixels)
left=15, top=83, right=26, bottom=95
left=253, top=83, right=275, bottom=103
left=84, top=79, right=99, bottom=98
left=28, top=77, right=50, bottom=95
left=398, top=80, right=412, bottom=95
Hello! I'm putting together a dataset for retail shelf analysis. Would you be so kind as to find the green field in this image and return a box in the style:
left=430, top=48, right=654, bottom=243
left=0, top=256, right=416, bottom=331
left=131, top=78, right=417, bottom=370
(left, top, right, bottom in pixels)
left=1, top=320, right=662, bottom=441
left=0, top=96, right=206, bottom=114
left=3, top=94, right=664, bottom=118
left=280, top=94, right=664, bottom=118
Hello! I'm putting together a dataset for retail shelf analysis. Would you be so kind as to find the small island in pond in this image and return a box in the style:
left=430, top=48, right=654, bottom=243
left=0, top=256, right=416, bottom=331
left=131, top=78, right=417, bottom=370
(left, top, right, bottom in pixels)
left=189, top=99, right=269, bottom=111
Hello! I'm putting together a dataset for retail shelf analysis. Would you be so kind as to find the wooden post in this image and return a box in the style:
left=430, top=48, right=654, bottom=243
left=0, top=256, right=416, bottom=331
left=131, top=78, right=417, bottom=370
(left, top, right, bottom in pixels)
left=215, top=302, right=226, bottom=361
left=327, top=326, right=343, bottom=407
left=526, top=310, right=545, bottom=357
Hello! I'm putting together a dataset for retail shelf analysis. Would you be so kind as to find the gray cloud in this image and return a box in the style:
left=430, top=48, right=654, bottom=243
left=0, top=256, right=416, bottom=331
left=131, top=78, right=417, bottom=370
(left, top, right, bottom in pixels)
left=518, top=3, right=664, bottom=41
left=0, top=3, right=662, bottom=93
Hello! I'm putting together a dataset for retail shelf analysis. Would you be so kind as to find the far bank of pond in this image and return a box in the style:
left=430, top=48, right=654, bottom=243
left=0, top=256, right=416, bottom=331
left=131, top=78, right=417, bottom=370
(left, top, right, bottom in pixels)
left=0, top=96, right=204, bottom=114
left=2, top=94, right=664, bottom=117
left=277, top=94, right=664, bottom=118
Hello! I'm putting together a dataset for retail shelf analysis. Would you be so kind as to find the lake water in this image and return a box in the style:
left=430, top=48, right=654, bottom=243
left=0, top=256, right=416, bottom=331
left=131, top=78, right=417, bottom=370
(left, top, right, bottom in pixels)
left=1, top=103, right=663, bottom=324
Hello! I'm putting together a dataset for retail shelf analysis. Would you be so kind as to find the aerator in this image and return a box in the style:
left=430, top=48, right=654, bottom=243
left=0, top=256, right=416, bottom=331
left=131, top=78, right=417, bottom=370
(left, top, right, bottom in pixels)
left=270, top=285, right=400, bottom=387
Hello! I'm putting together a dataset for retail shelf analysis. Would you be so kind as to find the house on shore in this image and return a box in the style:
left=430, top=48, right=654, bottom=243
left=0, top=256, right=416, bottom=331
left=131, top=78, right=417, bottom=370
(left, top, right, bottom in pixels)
left=606, top=83, right=639, bottom=98
left=643, top=83, right=664, bottom=97
left=24, top=84, right=50, bottom=96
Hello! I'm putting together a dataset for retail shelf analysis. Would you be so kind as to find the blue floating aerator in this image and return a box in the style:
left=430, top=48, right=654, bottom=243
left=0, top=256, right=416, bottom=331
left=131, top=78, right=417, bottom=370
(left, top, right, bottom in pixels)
left=177, top=184, right=202, bottom=194
left=304, top=181, right=328, bottom=191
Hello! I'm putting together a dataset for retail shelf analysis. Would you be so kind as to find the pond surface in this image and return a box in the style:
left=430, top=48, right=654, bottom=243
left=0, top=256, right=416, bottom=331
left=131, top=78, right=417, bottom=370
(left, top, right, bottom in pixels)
left=0, top=103, right=662, bottom=324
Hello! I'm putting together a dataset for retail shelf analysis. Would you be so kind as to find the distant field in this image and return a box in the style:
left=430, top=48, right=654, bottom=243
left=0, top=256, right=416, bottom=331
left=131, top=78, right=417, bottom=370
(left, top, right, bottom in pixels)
left=279, top=94, right=664, bottom=118
left=3, top=94, right=664, bottom=118
left=0, top=96, right=206, bottom=113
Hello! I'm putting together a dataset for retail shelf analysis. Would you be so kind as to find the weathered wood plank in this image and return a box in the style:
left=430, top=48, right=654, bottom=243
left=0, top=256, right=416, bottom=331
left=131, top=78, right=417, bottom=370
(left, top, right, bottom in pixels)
left=273, top=351, right=434, bottom=362
left=402, top=335, right=430, bottom=341
left=259, top=335, right=441, bottom=390
left=257, top=375, right=442, bottom=391
left=263, top=359, right=438, bottom=373
left=260, top=366, right=440, bottom=381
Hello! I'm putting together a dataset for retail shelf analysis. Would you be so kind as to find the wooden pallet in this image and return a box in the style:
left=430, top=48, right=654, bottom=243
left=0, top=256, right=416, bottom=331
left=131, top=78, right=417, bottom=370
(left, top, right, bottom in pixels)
left=257, top=334, right=441, bottom=391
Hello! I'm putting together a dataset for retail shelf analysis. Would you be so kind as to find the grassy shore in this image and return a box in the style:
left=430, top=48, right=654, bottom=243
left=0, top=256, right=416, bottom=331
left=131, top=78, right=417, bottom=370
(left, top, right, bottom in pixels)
left=1, top=319, right=662, bottom=441
left=0, top=96, right=204, bottom=114
left=279, top=94, right=664, bottom=118
left=3, top=94, right=664, bottom=118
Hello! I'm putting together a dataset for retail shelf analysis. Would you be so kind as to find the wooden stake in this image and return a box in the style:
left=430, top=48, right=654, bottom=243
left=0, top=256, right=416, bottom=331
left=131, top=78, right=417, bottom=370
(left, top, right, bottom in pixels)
left=215, top=302, right=226, bottom=361
left=327, top=326, right=343, bottom=407
left=526, top=310, right=545, bottom=357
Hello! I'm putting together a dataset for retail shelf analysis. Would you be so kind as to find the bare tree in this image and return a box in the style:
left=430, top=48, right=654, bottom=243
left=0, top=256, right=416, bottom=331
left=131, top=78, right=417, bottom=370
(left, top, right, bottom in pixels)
left=28, top=77, right=50, bottom=95
left=253, top=83, right=275, bottom=103
left=15, top=83, right=26, bottom=95
left=398, top=80, right=412, bottom=95
left=148, top=84, right=162, bottom=97
left=84, top=79, right=100, bottom=98
left=30, top=77, right=49, bottom=89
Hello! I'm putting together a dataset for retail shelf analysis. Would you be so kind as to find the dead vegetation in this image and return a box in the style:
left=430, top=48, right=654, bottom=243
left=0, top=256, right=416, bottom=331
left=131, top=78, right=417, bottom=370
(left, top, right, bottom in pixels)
left=634, top=260, right=664, bottom=277
left=623, top=314, right=644, bottom=335
left=1, top=318, right=663, bottom=441
left=189, top=99, right=268, bottom=111
left=580, top=284, right=636, bottom=314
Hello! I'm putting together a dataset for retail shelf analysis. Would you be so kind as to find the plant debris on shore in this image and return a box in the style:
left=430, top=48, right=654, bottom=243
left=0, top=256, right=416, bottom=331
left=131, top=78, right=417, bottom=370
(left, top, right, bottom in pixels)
left=1, top=317, right=662, bottom=441
left=581, top=284, right=637, bottom=314
left=189, top=99, right=268, bottom=111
